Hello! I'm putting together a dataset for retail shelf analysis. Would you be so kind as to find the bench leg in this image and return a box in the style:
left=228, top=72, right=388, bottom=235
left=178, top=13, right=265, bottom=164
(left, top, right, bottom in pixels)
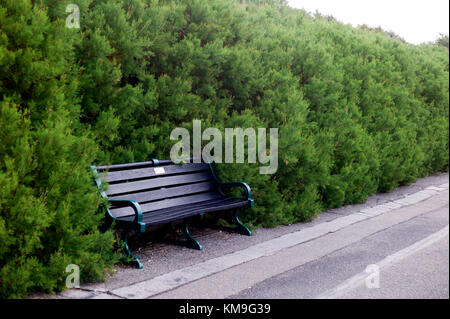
left=182, top=219, right=203, bottom=251
left=120, top=229, right=143, bottom=269
left=204, top=209, right=253, bottom=236
left=232, top=208, right=252, bottom=237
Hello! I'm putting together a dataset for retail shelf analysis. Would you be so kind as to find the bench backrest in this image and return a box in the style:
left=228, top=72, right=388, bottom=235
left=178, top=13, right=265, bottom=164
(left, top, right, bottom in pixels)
left=93, top=160, right=221, bottom=218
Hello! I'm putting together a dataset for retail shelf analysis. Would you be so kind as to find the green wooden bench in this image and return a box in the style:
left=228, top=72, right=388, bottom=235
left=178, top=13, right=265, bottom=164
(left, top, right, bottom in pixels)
left=91, top=159, right=253, bottom=268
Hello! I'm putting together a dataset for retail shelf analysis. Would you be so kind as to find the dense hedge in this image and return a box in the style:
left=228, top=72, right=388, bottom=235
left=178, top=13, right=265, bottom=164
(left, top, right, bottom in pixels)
left=0, top=0, right=448, bottom=297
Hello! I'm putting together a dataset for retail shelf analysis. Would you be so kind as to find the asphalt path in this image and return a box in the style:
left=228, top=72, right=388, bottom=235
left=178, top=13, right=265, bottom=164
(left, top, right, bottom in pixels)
left=231, top=205, right=449, bottom=299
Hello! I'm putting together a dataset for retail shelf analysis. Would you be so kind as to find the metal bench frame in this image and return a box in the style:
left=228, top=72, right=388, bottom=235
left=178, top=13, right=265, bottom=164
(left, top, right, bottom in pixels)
left=91, top=159, right=253, bottom=269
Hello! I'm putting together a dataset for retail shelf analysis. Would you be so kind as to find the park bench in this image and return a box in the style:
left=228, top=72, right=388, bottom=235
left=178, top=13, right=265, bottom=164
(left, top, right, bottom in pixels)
left=91, top=159, right=253, bottom=268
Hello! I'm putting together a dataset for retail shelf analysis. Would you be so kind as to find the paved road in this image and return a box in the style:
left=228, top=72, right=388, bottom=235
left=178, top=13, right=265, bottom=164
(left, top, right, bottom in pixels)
left=147, top=186, right=449, bottom=299
left=232, top=205, right=449, bottom=299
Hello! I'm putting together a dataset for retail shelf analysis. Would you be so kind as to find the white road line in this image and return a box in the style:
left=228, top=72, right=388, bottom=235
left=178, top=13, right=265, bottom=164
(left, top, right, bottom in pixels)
left=316, top=226, right=449, bottom=299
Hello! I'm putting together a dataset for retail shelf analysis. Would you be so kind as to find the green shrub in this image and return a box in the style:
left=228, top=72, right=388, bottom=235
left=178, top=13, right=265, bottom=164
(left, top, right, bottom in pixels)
left=0, top=0, right=117, bottom=298
left=66, top=0, right=446, bottom=223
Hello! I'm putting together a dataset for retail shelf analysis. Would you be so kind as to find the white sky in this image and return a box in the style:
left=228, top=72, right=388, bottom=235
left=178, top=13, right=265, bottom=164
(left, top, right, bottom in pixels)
left=287, top=0, right=449, bottom=44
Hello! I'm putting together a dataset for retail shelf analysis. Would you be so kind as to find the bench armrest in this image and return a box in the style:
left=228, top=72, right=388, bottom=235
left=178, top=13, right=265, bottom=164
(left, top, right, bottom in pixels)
left=108, top=199, right=145, bottom=231
left=219, top=182, right=254, bottom=207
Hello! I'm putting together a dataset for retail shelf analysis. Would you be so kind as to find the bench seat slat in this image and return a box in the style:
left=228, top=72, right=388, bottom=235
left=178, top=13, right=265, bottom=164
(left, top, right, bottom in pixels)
left=142, top=198, right=248, bottom=225
left=117, top=197, right=249, bottom=226
left=106, top=171, right=213, bottom=196
left=108, top=181, right=217, bottom=203
left=96, top=161, right=155, bottom=171
left=101, top=163, right=210, bottom=183
left=110, top=192, right=224, bottom=218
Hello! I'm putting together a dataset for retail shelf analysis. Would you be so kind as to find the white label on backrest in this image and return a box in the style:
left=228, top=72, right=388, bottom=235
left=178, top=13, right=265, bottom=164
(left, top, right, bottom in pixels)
left=154, top=167, right=165, bottom=175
